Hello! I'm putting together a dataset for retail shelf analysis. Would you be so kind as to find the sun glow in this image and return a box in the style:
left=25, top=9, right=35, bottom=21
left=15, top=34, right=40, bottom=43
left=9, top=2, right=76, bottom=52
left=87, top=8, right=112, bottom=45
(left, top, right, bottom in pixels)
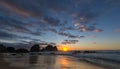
left=62, top=47, right=68, bottom=52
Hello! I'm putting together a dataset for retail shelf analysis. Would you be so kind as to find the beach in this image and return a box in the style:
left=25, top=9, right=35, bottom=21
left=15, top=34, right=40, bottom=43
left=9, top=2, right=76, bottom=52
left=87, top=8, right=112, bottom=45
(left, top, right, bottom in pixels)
left=0, top=53, right=106, bottom=69
left=0, top=54, right=23, bottom=69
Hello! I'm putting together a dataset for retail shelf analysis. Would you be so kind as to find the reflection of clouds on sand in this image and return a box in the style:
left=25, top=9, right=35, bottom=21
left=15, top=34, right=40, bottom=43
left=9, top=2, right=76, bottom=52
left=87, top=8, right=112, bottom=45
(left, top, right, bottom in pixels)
left=2, top=54, right=57, bottom=69
left=1, top=54, right=105, bottom=69
left=0, top=54, right=22, bottom=69
left=29, top=55, right=38, bottom=65
left=30, top=55, right=56, bottom=69
left=3, top=54, right=30, bottom=68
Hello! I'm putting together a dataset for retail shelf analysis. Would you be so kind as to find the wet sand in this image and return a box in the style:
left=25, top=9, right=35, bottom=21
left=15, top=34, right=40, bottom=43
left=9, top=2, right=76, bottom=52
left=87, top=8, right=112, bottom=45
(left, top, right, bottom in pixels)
left=0, top=53, right=106, bottom=69
left=0, top=54, right=23, bottom=69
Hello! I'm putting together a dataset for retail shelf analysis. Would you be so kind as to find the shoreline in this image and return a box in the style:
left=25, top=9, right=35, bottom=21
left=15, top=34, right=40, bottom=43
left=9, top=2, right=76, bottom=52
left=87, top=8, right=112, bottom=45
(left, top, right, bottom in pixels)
left=1, top=52, right=120, bottom=69
left=73, top=53, right=120, bottom=69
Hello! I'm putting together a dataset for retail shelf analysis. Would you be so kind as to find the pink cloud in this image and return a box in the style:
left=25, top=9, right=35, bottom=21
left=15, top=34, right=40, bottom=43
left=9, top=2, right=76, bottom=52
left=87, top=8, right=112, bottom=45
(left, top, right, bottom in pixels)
left=95, top=29, right=103, bottom=32
left=0, top=1, right=36, bottom=17
left=88, top=35, right=97, bottom=38
left=70, top=13, right=78, bottom=17
left=115, top=29, right=120, bottom=32
left=93, top=42, right=96, bottom=44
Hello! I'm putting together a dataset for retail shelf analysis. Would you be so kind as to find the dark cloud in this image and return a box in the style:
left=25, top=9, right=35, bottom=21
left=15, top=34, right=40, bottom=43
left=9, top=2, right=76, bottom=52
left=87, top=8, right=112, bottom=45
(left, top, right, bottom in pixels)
left=46, top=27, right=85, bottom=39
left=0, top=13, right=44, bottom=36
left=58, top=32, right=85, bottom=39
left=0, top=15, right=31, bottom=33
left=76, top=11, right=98, bottom=24
left=0, top=29, right=43, bottom=46
left=0, top=30, right=31, bottom=41
left=61, top=39, right=79, bottom=44
left=60, top=27, right=75, bottom=31
left=0, top=30, right=18, bottom=39
left=30, top=29, right=43, bottom=36
left=43, top=16, right=61, bottom=26
left=47, top=28, right=58, bottom=33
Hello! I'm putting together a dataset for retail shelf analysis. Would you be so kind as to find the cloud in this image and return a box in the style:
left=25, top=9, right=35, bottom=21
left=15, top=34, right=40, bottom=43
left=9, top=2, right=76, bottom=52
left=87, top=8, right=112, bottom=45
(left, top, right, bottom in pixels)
left=0, top=0, right=103, bottom=34
left=115, top=29, right=120, bottom=32
left=0, top=30, right=18, bottom=39
left=0, top=0, right=71, bottom=18
left=88, top=34, right=97, bottom=38
left=0, top=15, right=31, bottom=33
left=77, top=11, right=98, bottom=24
left=0, top=31, right=25, bottom=40
left=43, top=16, right=61, bottom=26
left=0, top=0, right=106, bottom=46
left=95, top=29, right=103, bottom=32
left=92, top=42, right=97, bottom=44
left=58, top=32, right=85, bottom=39
left=0, top=30, right=36, bottom=44
left=47, top=28, right=85, bottom=39
left=61, top=39, right=79, bottom=44
left=0, top=1, right=33, bottom=17
left=30, top=29, right=43, bottom=36
left=0, top=34, right=44, bottom=46
left=47, top=28, right=58, bottom=33
left=60, top=27, right=75, bottom=31
left=0, top=14, right=44, bottom=36
left=74, top=22, right=97, bottom=32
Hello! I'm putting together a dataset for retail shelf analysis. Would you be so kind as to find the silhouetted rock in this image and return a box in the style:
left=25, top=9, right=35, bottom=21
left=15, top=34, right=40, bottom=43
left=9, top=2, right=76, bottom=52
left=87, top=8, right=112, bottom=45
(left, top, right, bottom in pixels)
left=45, top=45, right=54, bottom=51
left=30, top=44, right=40, bottom=52
left=0, top=44, right=7, bottom=53
left=72, top=51, right=81, bottom=54
left=53, top=46, right=58, bottom=51
left=41, top=48, right=46, bottom=52
left=41, top=45, right=58, bottom=51
left=16, top=48, right=29, bottom=53
left=83, top=51, right=96, bottom=53
left=7, top=47, right=15, bottom=53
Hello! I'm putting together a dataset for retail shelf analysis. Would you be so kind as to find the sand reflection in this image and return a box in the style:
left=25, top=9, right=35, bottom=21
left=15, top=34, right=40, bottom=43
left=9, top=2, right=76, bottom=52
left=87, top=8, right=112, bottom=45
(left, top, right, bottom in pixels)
left=0, top=54, right=105, bottom=69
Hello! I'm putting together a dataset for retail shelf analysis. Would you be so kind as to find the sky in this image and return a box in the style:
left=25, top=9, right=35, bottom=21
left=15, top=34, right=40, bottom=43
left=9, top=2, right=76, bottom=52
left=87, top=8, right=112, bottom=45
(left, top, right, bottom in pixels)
left=0, top=0, right=120, bottom=50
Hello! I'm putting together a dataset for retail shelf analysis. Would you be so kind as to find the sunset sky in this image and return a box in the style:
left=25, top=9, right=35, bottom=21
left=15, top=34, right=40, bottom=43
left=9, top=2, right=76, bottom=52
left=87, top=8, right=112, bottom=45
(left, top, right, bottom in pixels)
left=0, top=0, right=120, bottom=50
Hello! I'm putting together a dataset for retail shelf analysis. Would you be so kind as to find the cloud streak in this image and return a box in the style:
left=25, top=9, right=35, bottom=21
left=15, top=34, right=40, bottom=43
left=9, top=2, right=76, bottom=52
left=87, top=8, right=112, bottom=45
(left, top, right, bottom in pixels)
left=0, top=1, right=32, bottom=17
